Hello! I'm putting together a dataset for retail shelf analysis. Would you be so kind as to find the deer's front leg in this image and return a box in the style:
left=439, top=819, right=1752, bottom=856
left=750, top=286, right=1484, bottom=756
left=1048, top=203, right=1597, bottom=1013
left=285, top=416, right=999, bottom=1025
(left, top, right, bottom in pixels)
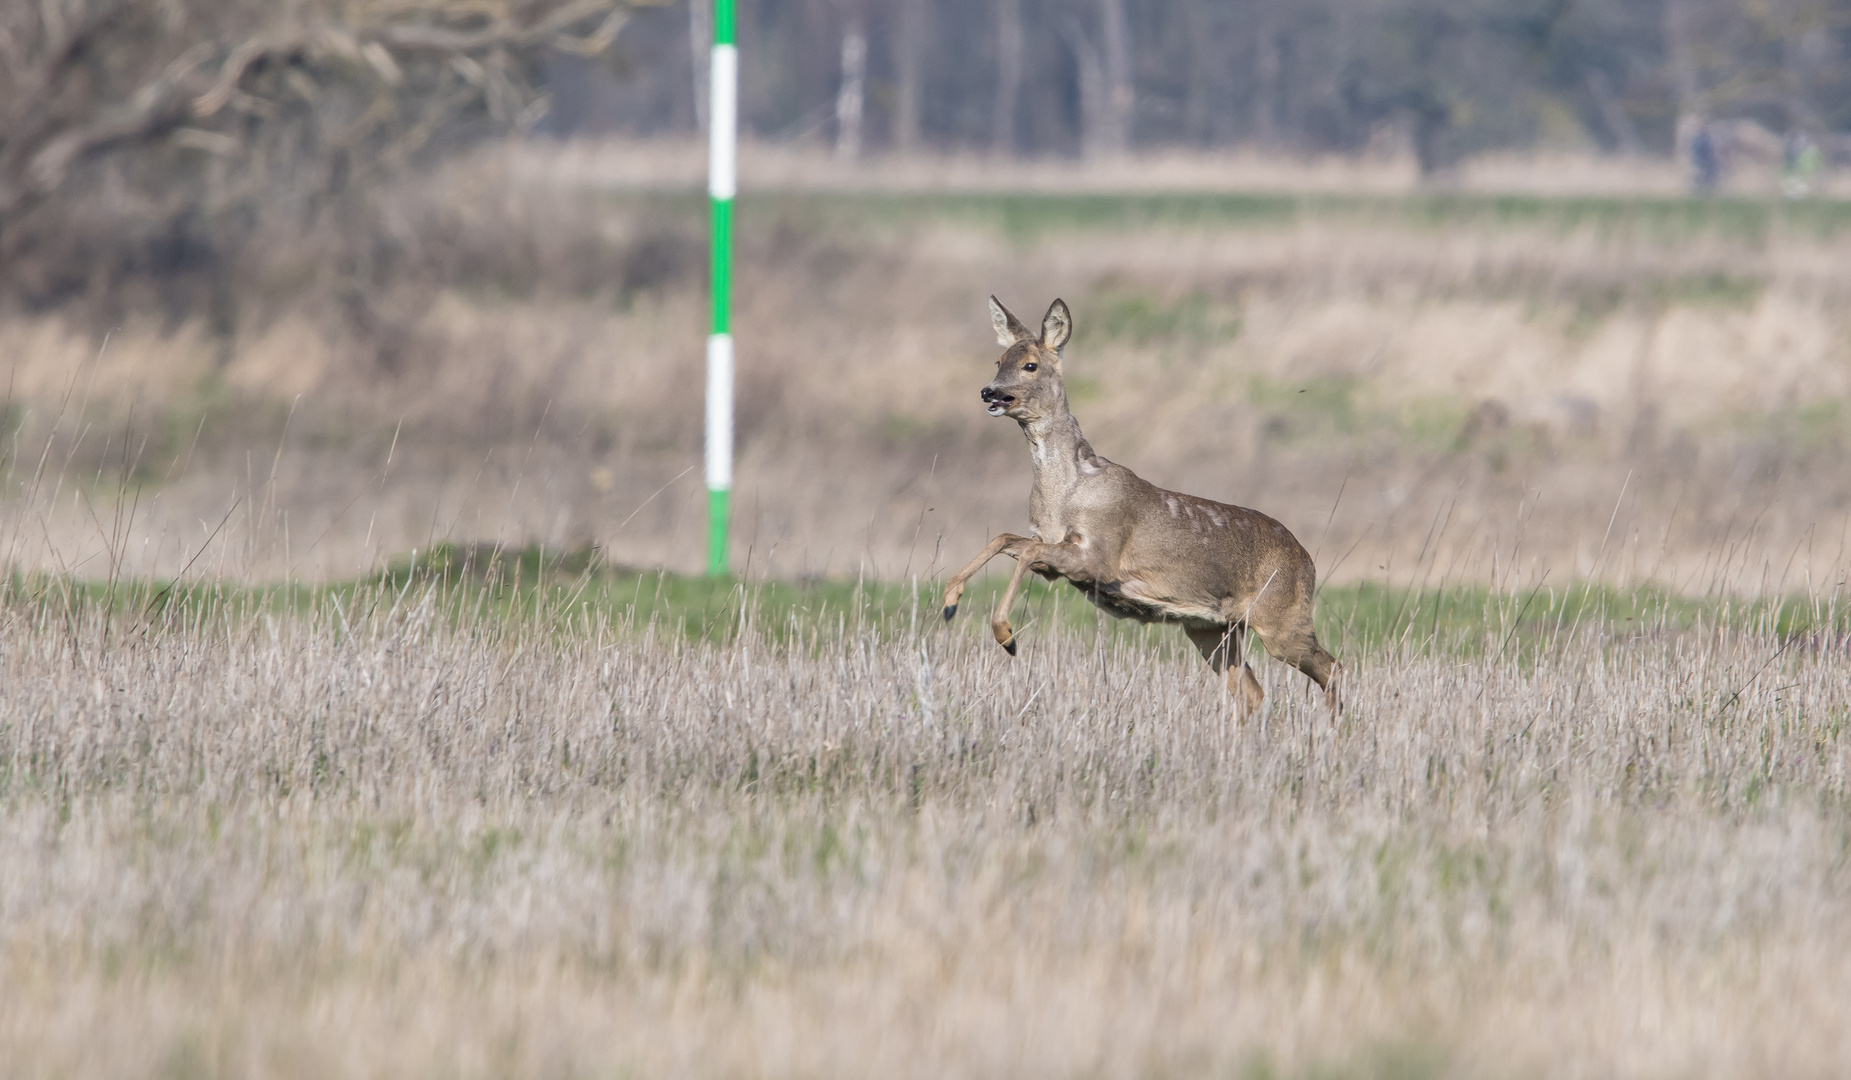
left=989, top=538, right=1097, bottom=656
left=941, top=533, right=1032, bottom=621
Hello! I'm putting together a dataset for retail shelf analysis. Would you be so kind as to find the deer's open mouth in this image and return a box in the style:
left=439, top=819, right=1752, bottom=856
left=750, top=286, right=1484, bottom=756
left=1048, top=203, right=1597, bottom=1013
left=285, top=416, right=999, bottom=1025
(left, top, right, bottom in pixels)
left=980, top=386, right=1016, bottom=416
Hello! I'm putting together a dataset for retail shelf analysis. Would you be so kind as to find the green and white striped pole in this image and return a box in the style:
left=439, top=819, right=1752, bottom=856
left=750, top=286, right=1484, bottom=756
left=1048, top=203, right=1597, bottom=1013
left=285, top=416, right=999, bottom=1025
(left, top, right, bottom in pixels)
left=705, top=0, right=737, bottom=577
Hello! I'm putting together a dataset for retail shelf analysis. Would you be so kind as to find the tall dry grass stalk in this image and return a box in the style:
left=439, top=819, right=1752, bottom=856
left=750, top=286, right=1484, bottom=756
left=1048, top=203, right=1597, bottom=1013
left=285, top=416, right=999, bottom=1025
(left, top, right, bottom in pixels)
left=2, top=581, right=1849, bottom=1077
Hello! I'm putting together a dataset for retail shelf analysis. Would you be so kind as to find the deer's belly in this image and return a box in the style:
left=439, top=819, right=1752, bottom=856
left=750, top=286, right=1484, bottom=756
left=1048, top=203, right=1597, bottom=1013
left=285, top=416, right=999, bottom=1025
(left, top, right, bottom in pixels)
left=1077, top=579, right=1222, bottom=625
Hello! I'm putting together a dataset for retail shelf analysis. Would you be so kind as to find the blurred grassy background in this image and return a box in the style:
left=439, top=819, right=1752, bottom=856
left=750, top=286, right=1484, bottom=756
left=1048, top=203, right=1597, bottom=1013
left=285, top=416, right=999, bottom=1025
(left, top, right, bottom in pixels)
left=5, top=146, right=1851, bottom=600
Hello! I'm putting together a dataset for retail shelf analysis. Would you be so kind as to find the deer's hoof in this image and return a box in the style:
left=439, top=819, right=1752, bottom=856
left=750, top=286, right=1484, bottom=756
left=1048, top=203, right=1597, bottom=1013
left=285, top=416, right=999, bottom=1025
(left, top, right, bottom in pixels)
left=1003, top=639, right=1017, bottom=656
left=942, top=604, right=957, bottom=622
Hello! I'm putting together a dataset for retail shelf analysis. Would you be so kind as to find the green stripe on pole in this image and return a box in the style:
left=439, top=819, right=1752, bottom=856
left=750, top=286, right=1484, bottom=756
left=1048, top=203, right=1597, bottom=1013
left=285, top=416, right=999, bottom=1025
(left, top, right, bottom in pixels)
left=707, top=488, right=730, bottom=577
left=714, top=0, right=735, bottom=44
left=709, top=199, right=731, bottom=335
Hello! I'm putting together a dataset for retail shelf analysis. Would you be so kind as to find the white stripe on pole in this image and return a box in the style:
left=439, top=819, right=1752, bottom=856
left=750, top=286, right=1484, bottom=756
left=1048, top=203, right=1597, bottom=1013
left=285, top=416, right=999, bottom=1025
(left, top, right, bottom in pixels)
left=705, top=333, right=734, bottom=490
left=709, top=45, right=737, bottom=200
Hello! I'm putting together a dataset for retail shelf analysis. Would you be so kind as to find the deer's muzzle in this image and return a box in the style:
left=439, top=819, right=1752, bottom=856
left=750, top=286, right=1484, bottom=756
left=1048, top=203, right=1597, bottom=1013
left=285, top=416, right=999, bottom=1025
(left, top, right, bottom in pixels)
left=980, top=385, right=1014, bottom=415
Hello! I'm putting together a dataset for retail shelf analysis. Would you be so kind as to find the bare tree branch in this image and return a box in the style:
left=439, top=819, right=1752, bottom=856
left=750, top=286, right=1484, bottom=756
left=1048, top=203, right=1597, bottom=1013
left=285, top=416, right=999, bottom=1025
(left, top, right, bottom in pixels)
left=0, top=0, right=639, bottom=318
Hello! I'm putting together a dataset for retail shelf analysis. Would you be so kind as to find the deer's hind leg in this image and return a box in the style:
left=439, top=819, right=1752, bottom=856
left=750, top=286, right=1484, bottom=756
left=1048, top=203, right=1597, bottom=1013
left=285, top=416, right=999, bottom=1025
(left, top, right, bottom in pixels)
left=1253, top=623, right=1343, bottom=716
left=1246, top=593, right=1343, bottom=715
left=1184, top=623, right=1265, bottom=720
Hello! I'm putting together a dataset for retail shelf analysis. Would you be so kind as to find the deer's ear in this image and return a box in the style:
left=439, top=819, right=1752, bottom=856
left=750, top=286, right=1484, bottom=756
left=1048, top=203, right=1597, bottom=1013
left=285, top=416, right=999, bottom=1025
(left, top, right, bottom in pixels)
left=1040, top=299, right=1072, bottom=352
left=990, top=295, right=1034, bottom=347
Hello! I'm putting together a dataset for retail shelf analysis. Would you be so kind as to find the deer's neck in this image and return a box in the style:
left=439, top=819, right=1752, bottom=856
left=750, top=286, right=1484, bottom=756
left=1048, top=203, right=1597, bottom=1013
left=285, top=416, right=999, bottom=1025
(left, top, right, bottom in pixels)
left=1020, top=402, right=1100, bottom=536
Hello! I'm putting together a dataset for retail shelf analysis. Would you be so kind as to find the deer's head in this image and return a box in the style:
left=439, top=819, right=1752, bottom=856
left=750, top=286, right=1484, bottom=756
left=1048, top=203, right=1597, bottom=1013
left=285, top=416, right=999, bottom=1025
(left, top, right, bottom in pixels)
left=981, top=296, right=1072, bottom=422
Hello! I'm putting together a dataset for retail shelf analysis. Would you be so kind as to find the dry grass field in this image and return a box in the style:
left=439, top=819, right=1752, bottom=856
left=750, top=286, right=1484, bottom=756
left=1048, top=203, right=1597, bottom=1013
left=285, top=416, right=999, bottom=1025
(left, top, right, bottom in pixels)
left=1, top=569, right=1849, bottom=1079
left=5, top=145, right=1851, bottom=1077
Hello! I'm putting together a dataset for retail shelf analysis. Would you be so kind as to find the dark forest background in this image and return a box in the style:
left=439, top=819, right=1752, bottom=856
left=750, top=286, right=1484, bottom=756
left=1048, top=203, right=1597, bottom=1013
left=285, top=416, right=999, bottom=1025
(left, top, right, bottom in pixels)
left=560, top=0, right=1851, bottom=170
left=3, top=0, right=1848, bottom=334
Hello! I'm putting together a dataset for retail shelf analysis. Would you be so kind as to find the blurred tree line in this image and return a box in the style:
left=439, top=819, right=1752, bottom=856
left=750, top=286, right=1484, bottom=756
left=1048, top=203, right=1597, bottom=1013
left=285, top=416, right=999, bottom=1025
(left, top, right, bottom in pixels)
left=577, top=0, right=1851, bottom=170
left=3, top=0, right=1848, bottom=336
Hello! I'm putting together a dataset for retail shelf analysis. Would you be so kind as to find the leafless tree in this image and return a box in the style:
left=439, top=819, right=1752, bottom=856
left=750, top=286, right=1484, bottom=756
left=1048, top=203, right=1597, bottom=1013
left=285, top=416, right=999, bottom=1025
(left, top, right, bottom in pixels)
left=992, top=0, right=1023, bottom=154
left=1663, top=0, right=1704, bottom=158
left=0, top=0, right=637, bottom=314
left=1062, top=0, right=1133, bottom=159
left=893, top=0, right=925, bottom=153
left=835, top=4, right=867, bottom=160
left=689, top=0, right=712, bottom=131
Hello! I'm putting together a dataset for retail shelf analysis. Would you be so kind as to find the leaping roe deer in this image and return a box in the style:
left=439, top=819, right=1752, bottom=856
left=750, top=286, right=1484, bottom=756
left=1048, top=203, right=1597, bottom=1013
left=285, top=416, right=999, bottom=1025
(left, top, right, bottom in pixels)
left=941, top=297, right=1342, bottom=718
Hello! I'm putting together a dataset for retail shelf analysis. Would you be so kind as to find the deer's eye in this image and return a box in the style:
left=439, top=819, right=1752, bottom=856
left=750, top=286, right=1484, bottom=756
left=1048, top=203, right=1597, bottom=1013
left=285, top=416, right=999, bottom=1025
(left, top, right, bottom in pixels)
left=1023, top=363, right=1038, bottom=372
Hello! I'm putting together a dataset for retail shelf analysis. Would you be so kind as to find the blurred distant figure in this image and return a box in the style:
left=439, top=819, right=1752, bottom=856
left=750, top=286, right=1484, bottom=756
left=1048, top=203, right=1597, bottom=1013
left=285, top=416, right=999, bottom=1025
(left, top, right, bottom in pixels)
left=1691, top=123, right=1720, bottom=194
left=1782, top=131, right=1823, bottom=199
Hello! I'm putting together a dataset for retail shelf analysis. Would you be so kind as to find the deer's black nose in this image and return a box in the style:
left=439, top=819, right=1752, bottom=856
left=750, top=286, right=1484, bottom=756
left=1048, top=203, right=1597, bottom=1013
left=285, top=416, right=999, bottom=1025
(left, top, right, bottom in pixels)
left=980, top=386, right=1013, bottom=403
